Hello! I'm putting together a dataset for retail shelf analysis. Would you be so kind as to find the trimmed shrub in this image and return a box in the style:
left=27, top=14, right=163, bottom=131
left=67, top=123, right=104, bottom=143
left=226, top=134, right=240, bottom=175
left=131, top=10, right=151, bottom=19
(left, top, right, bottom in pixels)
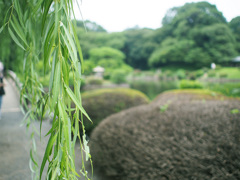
left=179, top=79, right=203, bottom=89
left=87, top=77, right=103, bottom=85
left=90, top=90, right=240, bottom=180
left=208, top=71, right=216, bottom=77
left=80, top=88, right=149, bottom=135
left=219, top=72, right=228, bottom=78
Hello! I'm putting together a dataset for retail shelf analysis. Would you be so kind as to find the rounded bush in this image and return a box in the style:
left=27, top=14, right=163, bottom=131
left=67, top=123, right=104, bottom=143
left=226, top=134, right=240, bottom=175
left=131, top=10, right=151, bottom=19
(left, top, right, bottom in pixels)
left=81, top=88, right=149, bottom=134
left=90, top=90, right=240, bottom=180
left=179, top=79, right=203, bottom=89
left=87, top=77, right=103, bottom=85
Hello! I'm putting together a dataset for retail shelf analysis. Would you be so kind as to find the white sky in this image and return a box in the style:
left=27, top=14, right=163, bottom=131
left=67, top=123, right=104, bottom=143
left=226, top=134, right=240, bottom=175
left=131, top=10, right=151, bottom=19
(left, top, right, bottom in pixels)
left=74, top=0, right=240, bottom=32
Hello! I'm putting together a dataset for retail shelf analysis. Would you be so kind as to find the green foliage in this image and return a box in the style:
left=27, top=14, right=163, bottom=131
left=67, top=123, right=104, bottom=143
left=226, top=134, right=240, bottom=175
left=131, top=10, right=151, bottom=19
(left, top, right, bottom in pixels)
left=90, top=90, right=240, bottom=180
left=1, top=1, right=91, bottom=179
left=122, top=28, right=157, bottom=69
left=74, top=20, right=107, bottom=32
left=83, top=60, right=95, bottom=75
left=208, top=71, right=216, bottom=77
left=150, top=2, right=237, bottom=68
left=129, top=80, right=178, bottom=100
left=179, top=80, right=203, bottom=89
left=87, top=46, right=133, bottom=80
left=176, top=69, right=186, bottom=79
left=231, top=109, right=239, bottom=114
left=110, top=69, right=127, bottom=84
left=86, top=77, right=103, bottom=85
left=80, top=88, right=149, bottom=135
left=77, top=30, right=126, bottom=59
left=229, top=16, right=240, bottom=52
left=89, top=46, right=125, bottom=63
left=204, top=82, right=240, bottom=97
left=214, top=67, right=240, bottom=79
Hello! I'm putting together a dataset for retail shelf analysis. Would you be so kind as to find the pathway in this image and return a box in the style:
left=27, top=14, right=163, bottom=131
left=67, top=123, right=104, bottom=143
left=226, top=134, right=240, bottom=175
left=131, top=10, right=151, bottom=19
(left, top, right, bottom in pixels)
left=0, top=78, right=96, bottom=180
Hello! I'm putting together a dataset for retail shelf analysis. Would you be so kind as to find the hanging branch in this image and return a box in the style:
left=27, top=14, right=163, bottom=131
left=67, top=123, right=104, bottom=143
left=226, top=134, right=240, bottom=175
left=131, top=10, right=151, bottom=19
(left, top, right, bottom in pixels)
left=1, top=0, right=92, bottom=179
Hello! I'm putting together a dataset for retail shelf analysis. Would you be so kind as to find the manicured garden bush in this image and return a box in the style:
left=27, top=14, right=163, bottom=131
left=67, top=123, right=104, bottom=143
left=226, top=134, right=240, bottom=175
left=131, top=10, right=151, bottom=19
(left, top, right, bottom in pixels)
left=90, top=90, right=240, bottom=180
left=179, top=79, right=203, bottom=89
left=86, top=77, right=103, bottom=85
left=80, top=88, right=149, bottom=134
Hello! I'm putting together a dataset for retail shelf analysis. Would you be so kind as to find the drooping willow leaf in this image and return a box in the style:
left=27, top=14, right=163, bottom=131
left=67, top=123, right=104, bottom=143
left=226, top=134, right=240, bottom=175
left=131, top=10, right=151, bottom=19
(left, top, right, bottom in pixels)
left=1, top=1, right=92, bottom=179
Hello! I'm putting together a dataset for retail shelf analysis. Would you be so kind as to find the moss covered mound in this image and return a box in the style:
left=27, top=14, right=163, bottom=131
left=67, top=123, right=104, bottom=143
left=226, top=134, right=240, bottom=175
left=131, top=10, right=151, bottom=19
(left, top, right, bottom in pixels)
left=81, top=88, right=149, bottom=134
left=90, top=90, right=240, bottom=180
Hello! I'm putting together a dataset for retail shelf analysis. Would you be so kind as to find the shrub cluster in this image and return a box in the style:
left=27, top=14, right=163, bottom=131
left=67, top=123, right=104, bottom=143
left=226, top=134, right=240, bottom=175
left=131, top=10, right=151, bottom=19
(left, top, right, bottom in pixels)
left=179, top=79, right=203, bottom=89
left=80, top=88, right=149, bottom=134
left=90, top=90, right=240, bottom=180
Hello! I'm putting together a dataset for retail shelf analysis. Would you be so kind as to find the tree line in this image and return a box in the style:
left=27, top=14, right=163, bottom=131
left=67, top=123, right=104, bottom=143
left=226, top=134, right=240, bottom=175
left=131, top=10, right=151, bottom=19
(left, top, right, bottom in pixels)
left=1, top=1, right=240, bottom=73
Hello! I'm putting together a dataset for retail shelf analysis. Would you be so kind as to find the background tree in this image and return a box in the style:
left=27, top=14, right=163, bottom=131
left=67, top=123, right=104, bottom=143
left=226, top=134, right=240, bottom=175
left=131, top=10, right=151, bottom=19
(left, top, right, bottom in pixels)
left=149, top=1, right=237, bottom=68
left=229, top=16, right=240, bottom=53
left=122, top=28, right=157, bottom=70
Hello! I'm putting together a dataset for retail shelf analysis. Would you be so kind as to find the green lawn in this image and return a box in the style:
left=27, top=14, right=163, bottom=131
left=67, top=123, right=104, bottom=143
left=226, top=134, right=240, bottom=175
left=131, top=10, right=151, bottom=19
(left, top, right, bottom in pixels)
left=212, top=67, right=240, bottom=79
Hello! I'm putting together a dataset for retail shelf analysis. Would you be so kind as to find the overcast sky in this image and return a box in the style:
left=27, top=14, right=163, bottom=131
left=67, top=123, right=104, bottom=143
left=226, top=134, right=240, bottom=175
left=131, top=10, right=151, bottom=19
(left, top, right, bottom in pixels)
left=74, top=0, right=240, bottom=32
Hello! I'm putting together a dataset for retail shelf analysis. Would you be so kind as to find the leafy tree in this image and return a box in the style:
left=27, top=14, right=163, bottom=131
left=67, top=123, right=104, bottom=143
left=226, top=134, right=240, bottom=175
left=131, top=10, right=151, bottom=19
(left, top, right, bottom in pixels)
left=88, top=46, right=132, bottom=79
left=1, top=0, right=91, bottom=179
left=76, top=27, right=125, bottom=59
left=229, top=16, right=240, bottom=53
left=149, top=2, right=237, bottom=68
left=89, top=46, right=125, bottom=63
left=75, top=19, right=107, bottom=32
left=122, top=28, right=157, bottom=69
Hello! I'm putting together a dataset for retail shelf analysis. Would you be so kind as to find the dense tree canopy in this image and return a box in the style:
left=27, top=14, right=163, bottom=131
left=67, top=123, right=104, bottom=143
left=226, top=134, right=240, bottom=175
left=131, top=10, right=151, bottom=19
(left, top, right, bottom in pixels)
left=122, top=28, right=157, bottom=69
left=150, top=1, right=238, bottom=68
left=229, top=16, right=240, bottom=53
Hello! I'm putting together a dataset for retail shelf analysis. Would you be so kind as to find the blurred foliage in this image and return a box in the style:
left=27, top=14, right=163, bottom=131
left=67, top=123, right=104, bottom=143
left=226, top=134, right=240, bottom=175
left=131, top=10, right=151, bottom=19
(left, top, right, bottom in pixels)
left=0, top=1, right=24, bottom=72
left=1, top=2, right=240, bottom=82
left=110, top=69, right=127, bottom=84
left=79, top=88, right=149, bottom=135
left=150, top=2, right=238, bottom=68
left=229, top=16, right=240, bottom=53
left=179, top=80, right=203, bottom=89
left=205, top=82, right=240, bottom=97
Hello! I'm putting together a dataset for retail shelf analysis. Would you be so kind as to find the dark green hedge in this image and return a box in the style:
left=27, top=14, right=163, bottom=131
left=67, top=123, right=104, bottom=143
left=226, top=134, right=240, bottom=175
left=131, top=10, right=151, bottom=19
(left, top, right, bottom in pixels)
left=90, top=90, right=240, bottom=180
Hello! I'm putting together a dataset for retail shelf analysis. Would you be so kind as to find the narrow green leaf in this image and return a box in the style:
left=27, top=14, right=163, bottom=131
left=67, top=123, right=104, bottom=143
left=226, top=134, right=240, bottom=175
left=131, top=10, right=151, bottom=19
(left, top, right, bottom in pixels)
left=49, top=50, right=57, bottom=93
left=61, top=23, right=77, bottom=60
left=11, top=14, right=28, bottom=46
left=65, top=85, right=91, bottom=122
left=40, top=133, right=58, bottom=179
left=41, top=0, right=54, bottom=34
left=0, top=23, right=7, bottom=34
left=52, top=61, right=61, bottom=105
left=3, top=5, right=12, bottom=25
left=30, top=149, right=38, bottom=167
left=13, top=0, right=25, bottom=28
left=62, top=56, right=69, bottom=85
left=44, top=22, right=55, bottom=73
left=32, top=0, right=44, bottom=15
left=8, top=27, right=25, bottom=50
left=40, top=95, right=49, bottom=137
left=61, top=33, right=76, bottom=64
left=58, top=102, right=72, bottom=152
